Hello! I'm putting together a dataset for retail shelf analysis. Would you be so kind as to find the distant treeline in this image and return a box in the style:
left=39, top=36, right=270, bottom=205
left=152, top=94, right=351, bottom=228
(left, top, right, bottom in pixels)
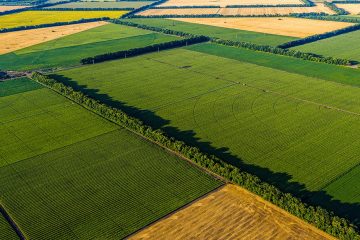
left=0, top=17, right=110, bottom=33
left=324, top=1, right=349, bottom=15
left=81, top=36, right=209, bottom=64
left=278, top=23, right=360, bottom=48
left=32, top=72, right=360, bottom=240
left=113, top=20, right=355, bottom=65
left=131, top=13, right=308, bottom=18
left=37, top=7, right=135, bottom=11
left=292, top=12, right=360, bottom=22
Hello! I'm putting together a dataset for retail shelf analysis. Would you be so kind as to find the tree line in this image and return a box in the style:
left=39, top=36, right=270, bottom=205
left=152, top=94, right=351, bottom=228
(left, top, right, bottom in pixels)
left=291, top=12, right=360, bottom=22
left=278, top=23, right=360, bottom=48
left=114, top=20, right=355, bottom=65
left=35, top=7, right=135, bottom=11
left=32, top=72, right=360, bottom=240
left=324, top=1, right=349, bottom=15
left=0, top=17, right=110, bottom=33
left=81, top=36, right=210, bottom=64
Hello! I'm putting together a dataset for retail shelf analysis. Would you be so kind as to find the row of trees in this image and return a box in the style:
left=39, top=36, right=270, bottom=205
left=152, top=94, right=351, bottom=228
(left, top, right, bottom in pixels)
left=324, top=1, right=349, bottom=15
left=32, top=72, right=360, bottom=240
left=292, top=12, right=360, bottom=22
left=114, top=20, right=355, bottom=65
left=35, top=7, right=135, bottom=11
left=0, top=17, right=110, bottom=33
left=131, top=13, right=298, bottom=18
left=278, top=23, right=360, bottom=48
left=81, top=36, right=209, bottom=64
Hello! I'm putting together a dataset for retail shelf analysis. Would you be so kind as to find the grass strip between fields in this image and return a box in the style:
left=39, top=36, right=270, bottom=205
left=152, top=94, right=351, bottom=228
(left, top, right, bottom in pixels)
left=30, top=72, right=360, bottom=240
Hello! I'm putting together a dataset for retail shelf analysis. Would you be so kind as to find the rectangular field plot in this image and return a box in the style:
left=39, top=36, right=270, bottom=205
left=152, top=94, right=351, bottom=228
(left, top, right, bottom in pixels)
left=53, top=46, right=360, bottom=221
left=125, top=18, right=297, bottom=46
left=0, top=78, right=117, bottom=167
left=0, top=212, right=19, bottom=240
left=131, top=185, right=333, bottom=240
left=158, top=0, right=303, bottom=7
left=0, top=10, right=127, bottom=29
left=173, top=17, right=353, bottom=38
left=292, top=29, right=360, bottom=62
left=137, top=3, right=335, bottom=16
left=336, top=3, right=360, bottom=14
left=46, top=1, right=155, bottom=9
left=0, top=77, right=42, bottom=97
left=0, top=129, right=221, bottom=239
left=0, top=5, right=27, bottom=12
left=0, top=21, right=108, bottom=54
left=0, top=23, right=179, bottom=70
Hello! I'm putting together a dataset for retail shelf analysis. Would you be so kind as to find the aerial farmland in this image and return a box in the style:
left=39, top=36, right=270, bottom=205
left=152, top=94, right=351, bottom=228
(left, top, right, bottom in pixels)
left=0, top=0, right=360, bottom=239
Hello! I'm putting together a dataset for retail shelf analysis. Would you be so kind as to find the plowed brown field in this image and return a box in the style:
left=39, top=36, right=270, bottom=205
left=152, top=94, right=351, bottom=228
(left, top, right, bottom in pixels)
left=0, top=21, right=108, bottom=54
left=173, top=17, right=353, bottom=37
left=129, top=184, right=336, bottom=240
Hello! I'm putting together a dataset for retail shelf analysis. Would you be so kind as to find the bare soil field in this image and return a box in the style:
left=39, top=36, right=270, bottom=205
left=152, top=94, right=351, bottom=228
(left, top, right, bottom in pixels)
left=0, top=5, right=28, bottom=12
left=173, top=17, right=353, bottom=37
left=158, top=0, right=303, bottom=8
left=130, top=184, right=335, bottom=240
left=336, top=3, right=360, bottom=14
left=0, top=21, right=108, bottom=54
left=138, top=4, right=335, bottom=16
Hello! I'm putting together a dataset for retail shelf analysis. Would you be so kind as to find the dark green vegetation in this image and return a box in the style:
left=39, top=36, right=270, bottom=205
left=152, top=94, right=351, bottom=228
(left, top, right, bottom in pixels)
left=293, top=29, right=360, bottom=62
left=0, top=23, right=179, bottom=70
left=45, top=1, right=154, bottom=9
left=0, top=211, right=18, bottom=240
left=53, top=45, right=360, bottom=226
left=0, top=77, right=221, bottom=239
left=123, top=18, right=297, bottom=46
left=0, top=77, right=42, bottom=97
left=33, top=72, right=360, bottom=240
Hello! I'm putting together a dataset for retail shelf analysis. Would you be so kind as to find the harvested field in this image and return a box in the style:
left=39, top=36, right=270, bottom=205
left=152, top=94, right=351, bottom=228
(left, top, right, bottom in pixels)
left=138, top=4, right=335, bottom=16
left=0, top=21, right=108, bottom=54
left=0, top=10, right=127, bottom=29
left=0, top=5, right=27, bottom=12
left=336, top=3, right=360, bottom=14
left=130, top=184, right=335, bottom=240
left=173, top=17, right=353, bottom=37
left=158, top=0, right=303, bottom=7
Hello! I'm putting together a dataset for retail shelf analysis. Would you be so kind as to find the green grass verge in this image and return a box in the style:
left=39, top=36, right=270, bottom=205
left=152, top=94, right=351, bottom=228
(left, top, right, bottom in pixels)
left=0, top=77, right=42, bottom=97
left=124, top=18, right=297, bottom=46
left=52, top=47, right=360, bottom=221
left=0, top=213, right=18, bottom=240
left=292, top=30, right=360, bottom=62
left=187, top=43, right=360, bottom=87
left=0, top=77, right=221, bottom=239
left=0, top=23, right=179, bottom=70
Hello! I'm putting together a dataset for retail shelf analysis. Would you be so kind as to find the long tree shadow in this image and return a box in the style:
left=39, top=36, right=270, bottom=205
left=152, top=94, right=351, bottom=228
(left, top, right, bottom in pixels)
left=50, top=73, right=360, bottom=228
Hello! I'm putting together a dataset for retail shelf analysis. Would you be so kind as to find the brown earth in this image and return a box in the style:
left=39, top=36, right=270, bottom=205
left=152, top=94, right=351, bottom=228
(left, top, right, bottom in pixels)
left=0, top=6, right=28, bottom=12
left=173, top=17, right=354, bottom=37
left=0, top=21, right=108, bottom=54
left=129, top=184, right=336, bottom=240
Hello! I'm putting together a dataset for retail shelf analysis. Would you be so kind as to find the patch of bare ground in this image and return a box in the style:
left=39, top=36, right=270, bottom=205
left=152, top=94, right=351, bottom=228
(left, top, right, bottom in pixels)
left=0, top=21, right=108, bottom=54
left=129, top=184, right=336, bottom=240
left=172, top=17, right=353, bottom=37
left=0, top=5, right=28, bottom=12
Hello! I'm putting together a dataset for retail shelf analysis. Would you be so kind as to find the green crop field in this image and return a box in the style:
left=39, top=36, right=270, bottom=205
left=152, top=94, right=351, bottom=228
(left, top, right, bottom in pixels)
left=292, top=30, right=360, bottom=62
left=0, top=78, right=221, bottom=239
left=124, top=18, right=297, bottom=46
left=46, top=1, right=155, bottom=9
left=0, top=212, right=18, bottom=240
left=52, top=44, right=360, bottom=221
left=0, top=23, right=179, bottom=71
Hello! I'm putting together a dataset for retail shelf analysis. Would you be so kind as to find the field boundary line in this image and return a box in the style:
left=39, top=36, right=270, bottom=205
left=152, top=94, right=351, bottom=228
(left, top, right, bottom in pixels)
left=0, top=205, right=26, bottom=240
left=123, top=184, right=226, bottom=239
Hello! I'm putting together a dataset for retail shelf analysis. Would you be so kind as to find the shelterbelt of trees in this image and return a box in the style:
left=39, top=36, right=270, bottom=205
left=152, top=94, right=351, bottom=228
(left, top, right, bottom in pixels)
left=32, top=72, right=360, bottom=240
left=113, top=20, right=355, bottom=65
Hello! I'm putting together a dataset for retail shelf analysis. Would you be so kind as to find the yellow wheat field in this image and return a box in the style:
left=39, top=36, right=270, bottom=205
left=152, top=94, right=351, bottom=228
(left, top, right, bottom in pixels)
left=0, top=10, right=127, bottom=29
left=0, top=21, right=108, bottom=54
left=130, top=184, right=335, bottom=240
left=173, top=17, right=354, bottom=37
left=336, top=3, right=360, bottom=14
left=158, top=0, right=303, bottom=8
left=0, top=5, right=28, bottom=12
left=138, top=4, right=335, bottom=16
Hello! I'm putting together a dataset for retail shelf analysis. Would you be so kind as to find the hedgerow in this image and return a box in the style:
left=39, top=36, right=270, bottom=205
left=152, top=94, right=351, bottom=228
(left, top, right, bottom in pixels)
left=31, top=72, right=360, bottom=240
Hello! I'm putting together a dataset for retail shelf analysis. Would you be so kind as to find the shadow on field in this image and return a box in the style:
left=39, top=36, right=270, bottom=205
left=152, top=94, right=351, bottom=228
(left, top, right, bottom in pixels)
left=49, top=73, right=360, bottom=228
